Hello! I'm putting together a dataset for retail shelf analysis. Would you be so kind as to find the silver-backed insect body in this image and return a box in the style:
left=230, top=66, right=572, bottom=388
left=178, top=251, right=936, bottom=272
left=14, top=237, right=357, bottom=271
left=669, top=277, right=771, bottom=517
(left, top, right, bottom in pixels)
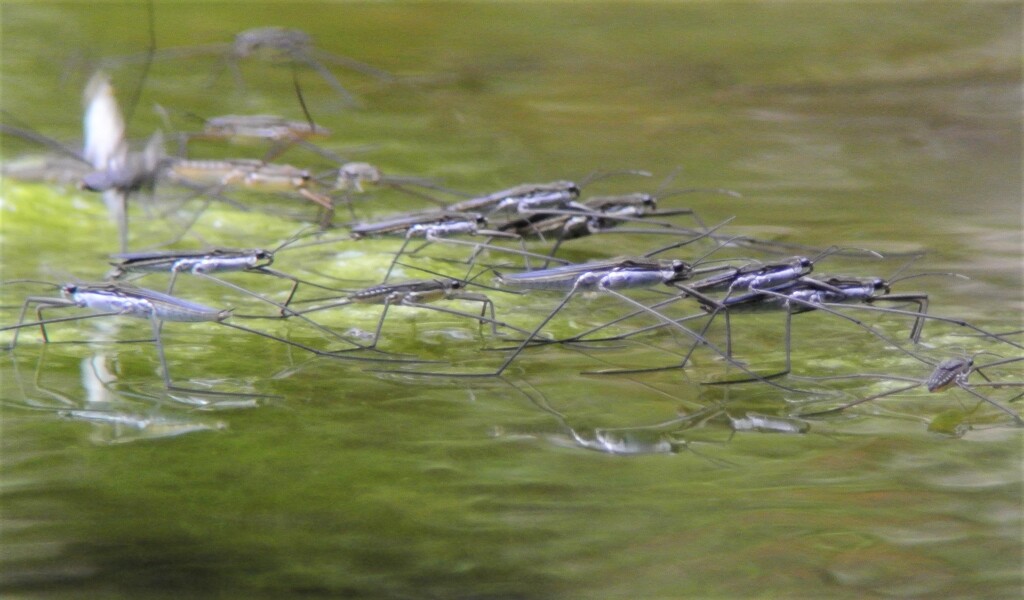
left=1, top=281, right=397, bottom=398
left=349, top=278, right=472, bottom=305
left=108, top=248, right=274, bottom=278
left=446, top=181, right=581, bottom=215
left=689, top=257, right=815, bottom=297
left=495, top=258, right=692, bottom=291
left=61, top=283, right=231, bottom=323
left=199, top=114, right=329, bottom=143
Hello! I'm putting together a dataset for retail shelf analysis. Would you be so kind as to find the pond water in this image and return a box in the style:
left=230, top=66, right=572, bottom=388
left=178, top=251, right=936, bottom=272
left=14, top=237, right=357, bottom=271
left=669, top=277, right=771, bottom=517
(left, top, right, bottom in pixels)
left=1, top=3, right=1021, bottom=599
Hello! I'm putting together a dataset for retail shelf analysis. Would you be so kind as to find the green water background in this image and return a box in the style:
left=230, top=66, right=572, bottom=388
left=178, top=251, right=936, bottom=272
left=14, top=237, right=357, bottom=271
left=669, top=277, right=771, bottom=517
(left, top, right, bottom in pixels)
left=1, top=3, right=1022, bottom=599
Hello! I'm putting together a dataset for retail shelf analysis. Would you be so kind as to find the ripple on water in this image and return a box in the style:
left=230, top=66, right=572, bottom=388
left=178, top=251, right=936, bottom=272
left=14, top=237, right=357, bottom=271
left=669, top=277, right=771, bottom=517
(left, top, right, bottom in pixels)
left=922, top=467, right=1022, bottom=492
left=826, top=546, right=956, bottom=598
left=871, top=519, right=972, bottom=547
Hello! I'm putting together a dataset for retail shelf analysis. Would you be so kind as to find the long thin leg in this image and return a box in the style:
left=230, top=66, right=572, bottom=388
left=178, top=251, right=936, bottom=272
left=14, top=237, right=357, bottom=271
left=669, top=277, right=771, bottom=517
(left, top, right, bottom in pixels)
left=310, top=48, right=397, bottom=81
left=371, top=284, right=585, bottom=377
left=387, top=183, right=449, bottom=207
left=193, top=272, right=375, bottom=352
left=742, top=289, right=936, bottom=364
left=252, top=266, right=355, bottom=301
left=149, top=315, right=278, bottom=399
left=704, top=307, right=793, bottom=386
left=798, top=383, right=922, bottom=417
left=116, top=191, right=130, bottom=253
left=3, top=303, right=118, bottom=349
left=426, top=234, right=572, bottom=272
left=958, top=385, right=1024, bottom=426
left=299, top=57, right=359, bottom=107
left=589, top=286, right=811, bottom=394
left=867, top=294, right=928, bottom=342
left=824, top=302, right=1022, bottom=351
left=215, top=319, right=411, bottom=364
left=583, top=282, right=730, bottom=373
left=366, top=298, right=393, bottom=351
left=382, top=234, right=419, bottom=283
left=401, top=300, right=534, bottom=338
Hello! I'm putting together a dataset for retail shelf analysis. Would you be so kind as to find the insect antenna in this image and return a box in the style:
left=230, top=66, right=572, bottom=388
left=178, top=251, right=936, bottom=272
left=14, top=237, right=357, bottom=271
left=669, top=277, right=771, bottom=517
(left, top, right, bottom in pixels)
left=642, top=217, right=736, bottom=258
left=578, top=169, right=652, bottom=187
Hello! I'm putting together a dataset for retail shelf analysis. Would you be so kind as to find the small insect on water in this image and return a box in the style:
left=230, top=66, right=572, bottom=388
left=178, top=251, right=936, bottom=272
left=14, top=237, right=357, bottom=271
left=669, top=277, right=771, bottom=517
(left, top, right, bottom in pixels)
left=497, top=258, right=805, bottom=390
left=0, top=282, right=401, bottom=398
left=796, top=354, right=1024, bottom=427
left=105, top=230, right=351, bottom=314
left=552, top=252, right=822, bottom=347
left=163, top=157, right=337, bottom=227
left=329, top=162, right=465, bottom=219
left=190, top=114, right=329, bottom=145
left=444, top=180, right=584, bottom=217
left=291, top=210, right=569, bottom=282
left=680, top=270, right=1024, bottom=389
left=294, top=275, right=531, bottom=353
left=367, top=212, right=568, bottom=283
left=737, top=272, right=1024, bottom=351
left=174, top=113, right=336, bottom=162
left=229, top=27, right=396, bottom=106
left=566, top=245, right=901, bottom=386
left=368, top=223, right=812, bottom=387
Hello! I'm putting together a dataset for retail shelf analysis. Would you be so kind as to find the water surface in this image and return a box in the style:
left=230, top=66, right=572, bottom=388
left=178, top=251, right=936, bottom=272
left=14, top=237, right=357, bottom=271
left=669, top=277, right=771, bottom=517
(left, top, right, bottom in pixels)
left=1, top=3, right=1021, bottom=599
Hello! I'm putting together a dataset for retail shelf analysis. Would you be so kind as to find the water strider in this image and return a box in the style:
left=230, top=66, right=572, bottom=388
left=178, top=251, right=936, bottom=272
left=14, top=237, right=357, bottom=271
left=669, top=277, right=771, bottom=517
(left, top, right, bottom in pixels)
left=441, top=170, right=653, bottom=217
left=292, top=209, right=572, bottom=281
left=370, top=231, right=818, bottom=389
left=186, top=114, right=329, bottom=145
left=106, top=228, right=339, bottom=308
left=0, top=281, right=413, bottom=398
left=169, top=112, right=345, bottom=163
left=294, top=276, right=532, bottom=352
left=495, top=185, right=741, bottom=260
left=163, top=157, right=336, bottom=226
left=557, top=247, right=893, bottom=354
left=376, top=214, right=569, bottom=283
left=677, top=274, right=1024, bottom=388
left=729, top=272, right=1024, bottom=349
left=444, top=180, right=583, bottom=216
left=106, top=244, right=353, bottom=322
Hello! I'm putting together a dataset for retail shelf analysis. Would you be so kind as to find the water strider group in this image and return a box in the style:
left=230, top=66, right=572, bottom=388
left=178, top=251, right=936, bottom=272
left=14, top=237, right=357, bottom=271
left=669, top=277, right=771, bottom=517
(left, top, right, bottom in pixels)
left=2, top=26, right=1021, bottom=439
